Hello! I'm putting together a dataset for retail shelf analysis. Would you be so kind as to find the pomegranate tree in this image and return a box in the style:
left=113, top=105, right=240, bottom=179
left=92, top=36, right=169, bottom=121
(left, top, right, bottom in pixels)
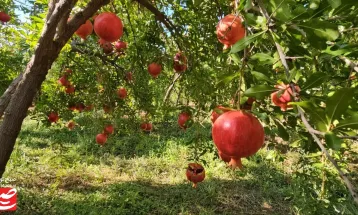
left=186, top=163, right=205, bottom=188
left=75, top=20, right=93, bottom=40
left=148, top=63, right=162, bottom=78
left=216, top=14, right=245, bottom=47
left=94, top=12, right=123, bottom=42
left=212, top=110, right=265, bottom=169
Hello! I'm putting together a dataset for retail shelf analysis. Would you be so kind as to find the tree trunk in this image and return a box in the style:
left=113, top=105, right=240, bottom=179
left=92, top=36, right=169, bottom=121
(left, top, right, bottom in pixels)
left=0, top=74, right=23, bottom=118
left=0, top=0, right=110, bottom=178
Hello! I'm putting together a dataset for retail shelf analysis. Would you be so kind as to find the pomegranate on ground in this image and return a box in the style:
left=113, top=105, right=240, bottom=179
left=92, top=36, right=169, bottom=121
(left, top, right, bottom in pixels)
left=212, top=110, right=265, bottom=169
left=216, top=14, right=245, bottom=46
left=94, top=12, right=123, bottom=42
left=48, top=112, right=59, bottom=123
left=96, top=133, right=107, bottom=145
left=104, top=125, right=114, bottom=135
left=186, top=163, right=205, bottom=188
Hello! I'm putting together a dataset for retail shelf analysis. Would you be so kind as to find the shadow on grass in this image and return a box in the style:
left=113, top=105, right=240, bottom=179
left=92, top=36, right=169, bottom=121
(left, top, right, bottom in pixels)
left=15, top=178, right=291, bottom=215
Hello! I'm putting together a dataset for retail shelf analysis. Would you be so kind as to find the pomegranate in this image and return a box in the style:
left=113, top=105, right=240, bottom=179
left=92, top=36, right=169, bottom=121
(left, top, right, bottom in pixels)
left=98, top=39, right=113, bottom=54
left=125, top=72, right=133, bottom=82
left=103, top=105, right=112, bottom=113
left=212, top=110, right=265, bottom=169
left=65, top=85, right=75, bottom=94
left=85, top=104, right=94, bottom=111
left=140, top=122, right=153, bottom=132
left=58, top=76, right=70, bottom=86
left=173, top=52, right=187, bottom=72
left=186, top=163, right=205, bottom=188
left=178, top=112, right=191, bottom=129
left=0, top=12, right=11, bottom=23
left=68, top=105, right=76, bottom=111
left=94, top=12, right=123, bottom=42
left=76, top=103, right=85, bottom=112
left=148, top=63, right=162, bottom=78
left=104, top=124, right=114, bottom=135
left=216, top=14, right=245, bottom=46
left=67, top=121, right=75, bottom=130
left=114, top=41, right=127, bottom=51
left=271, top=83, right=300, bottom=111
left=75, top=20, right=93, bottom=40
left=48, top=112, right=59, bottom=123
left=117, top=87, right=127, bottom=99
left=96, top=133, right=107, bottom=145
left=211, top=106, right=231, bottom=123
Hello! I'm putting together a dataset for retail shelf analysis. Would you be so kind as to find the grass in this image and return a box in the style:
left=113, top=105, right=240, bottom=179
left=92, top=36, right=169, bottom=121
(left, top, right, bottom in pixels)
left=1, top=117, right=358, bottom=215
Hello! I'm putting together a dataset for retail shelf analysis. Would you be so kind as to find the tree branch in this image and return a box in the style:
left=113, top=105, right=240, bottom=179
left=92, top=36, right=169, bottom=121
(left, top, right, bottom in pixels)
left=163, top=73, right=182, bottom=103
left=257, top=0, right=358, bottom=205
left=340, top=56, right=358, bottom=73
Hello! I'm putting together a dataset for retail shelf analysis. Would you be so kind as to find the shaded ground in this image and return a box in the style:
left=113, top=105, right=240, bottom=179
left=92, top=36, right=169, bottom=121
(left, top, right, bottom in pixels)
left=1, top=119, right=357, bottom=215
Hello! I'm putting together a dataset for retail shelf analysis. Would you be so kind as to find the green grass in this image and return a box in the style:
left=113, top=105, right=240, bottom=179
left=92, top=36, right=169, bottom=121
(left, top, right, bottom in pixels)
left=1, top=118, right=357, bottom=215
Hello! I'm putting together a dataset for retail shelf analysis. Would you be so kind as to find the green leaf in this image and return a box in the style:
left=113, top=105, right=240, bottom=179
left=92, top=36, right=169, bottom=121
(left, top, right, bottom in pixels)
left=292, top=102, right=330, bottom=132
left=230, top=31, right=266, bottom=53
left=275, top=120, right=289, bottom=141
left=326, top=88, right=355, bottom=124
left=217, top=72, right=241, bottom=87
left=268, top=0, right=293, bottom=22
left=333, top=114, right=358, bottom=130
left=251, top=71, right=276, bottom=84
left=243, top=85, right=276, bottom=99
left=309, top=0, right=321, bottom=9
left=327, top=0, right=341, bottom=8
left=325, top=132, right=343, bottom=150
left=302, top=72, right=328, bottom=90
left=244, top=0, right=253, bottom=10
left=299, top=19, right=339, bottom=41
left=250, top=53, right=275, bottom=65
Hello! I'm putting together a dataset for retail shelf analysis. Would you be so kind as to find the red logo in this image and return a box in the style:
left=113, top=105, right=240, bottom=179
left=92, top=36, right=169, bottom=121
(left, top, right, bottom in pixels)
left=0, top=188, right=17, bottom=211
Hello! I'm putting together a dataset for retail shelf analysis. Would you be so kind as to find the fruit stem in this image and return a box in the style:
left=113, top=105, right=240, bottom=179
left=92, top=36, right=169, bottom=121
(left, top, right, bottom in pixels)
left=229, top=157, right=243, bottom=170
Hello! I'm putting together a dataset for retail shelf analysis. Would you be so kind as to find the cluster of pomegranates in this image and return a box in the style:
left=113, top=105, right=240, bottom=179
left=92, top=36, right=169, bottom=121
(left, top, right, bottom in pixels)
left=58, top=68, right=75, bottom=94
left=96, top=124, right=114, bottom=146
left=0, top=12, right=10, bottom=23
left=140, top=122, right=153, bottom=133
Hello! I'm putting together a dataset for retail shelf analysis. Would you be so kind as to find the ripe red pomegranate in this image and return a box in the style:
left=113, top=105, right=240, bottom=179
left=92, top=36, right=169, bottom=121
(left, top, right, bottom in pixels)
left=104, top=124, right=114, bottom=135
left=148, top=63, right=162, bottom=78
left=178, top=112, right=191, bottom=129
left=117, top=87, right=127, bottom=99
left=146, top=123, right=153, bottom=131
left=216, top=14, right=245, bottom=46
left=75, top=20, right=93, bottom=40
left=67, top=121, right=75, bottom=130
left=140, top=122, right=148, bottom=131
left=271, top=83, right=300, bottom=111
left=140, top=122, right=153, bottom=132
left=58, top=76, right=70, bottom=86
left=96, top=133, right=107, bottom=145
left=211, top=106, right=231, bottom=123
left=114, top=41, right=127, bottom=51
left=65, top=85, right=75, bottom=94
left=0, top=12, right=11, bottom=23
left=94, top=12, right=123, bottom=42
left=48, top=112, right=59, bottom=123
left=186, top=163, right=205, bottom=188
left=212, top=110, right=264, bottom=169
left=173, top=52, right=187, bottom=72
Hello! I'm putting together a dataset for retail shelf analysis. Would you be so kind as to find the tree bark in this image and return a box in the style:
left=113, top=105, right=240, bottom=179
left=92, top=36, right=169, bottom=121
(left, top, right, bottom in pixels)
left=0, top=0, right=110, bottom=178
left=0, top=74, right=23, bottom=118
